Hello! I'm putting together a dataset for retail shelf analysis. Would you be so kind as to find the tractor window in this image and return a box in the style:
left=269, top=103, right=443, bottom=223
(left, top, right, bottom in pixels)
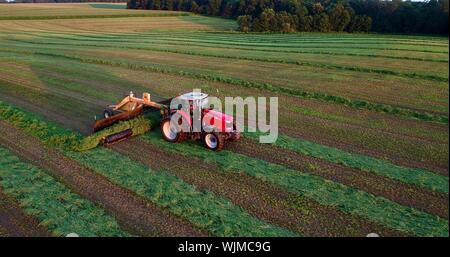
left=201, top=98, right=210, bottom=109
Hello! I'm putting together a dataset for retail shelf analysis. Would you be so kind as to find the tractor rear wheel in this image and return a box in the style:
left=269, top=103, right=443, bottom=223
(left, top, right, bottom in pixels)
left=203, top=132, right=225, bottom=151
left=160, top=118, right=187, bottom=143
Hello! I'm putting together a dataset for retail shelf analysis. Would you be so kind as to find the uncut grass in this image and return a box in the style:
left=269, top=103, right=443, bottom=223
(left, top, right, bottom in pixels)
left=1, top=54, right=447, bottom=171
left=0, top=102, right=295, bottom=237
left=0, top=147, right=130, bottom=237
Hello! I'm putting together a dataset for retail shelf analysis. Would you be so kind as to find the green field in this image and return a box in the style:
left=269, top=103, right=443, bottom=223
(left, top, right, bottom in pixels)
left=0, top=3, right=448, bottom=237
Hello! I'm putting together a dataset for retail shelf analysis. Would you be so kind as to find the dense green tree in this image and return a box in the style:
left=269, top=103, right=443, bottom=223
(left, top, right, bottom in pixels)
left=208, top=0, right=222, bottom=15
left=255, top=8, right=276, bottom=31
left=313, top=12, right=330, bottom=32
left=190, top=0, right=199, bottom=12
left=128, top=0, right=448, bottom=34
left=152, top=0, right=161, bottom=9
left=222, top=1, right=235, bottom=18
left=275, top=11, right=296, bottom=32
left=329, top=3, right=351, bottom=31
left=312, top=2, right=324, bottom=14
left=237, top=15, right=252, bottom=32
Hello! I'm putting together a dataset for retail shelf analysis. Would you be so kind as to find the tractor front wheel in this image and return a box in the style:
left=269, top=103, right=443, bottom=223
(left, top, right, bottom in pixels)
left=160, top=118, right=187, bottom=143
left=203, top=132, right=225, bottom=151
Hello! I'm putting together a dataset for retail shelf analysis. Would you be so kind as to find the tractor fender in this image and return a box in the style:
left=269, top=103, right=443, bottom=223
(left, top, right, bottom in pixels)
left=168, top=110, right=191, bottom=133
left=172, top=110, right=192, bottom=126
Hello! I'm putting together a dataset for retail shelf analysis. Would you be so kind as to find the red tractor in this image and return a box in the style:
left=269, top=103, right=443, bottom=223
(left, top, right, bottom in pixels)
left=94, top=92, right=239, bottom=151
left=160, top=92, right=240, bottom=151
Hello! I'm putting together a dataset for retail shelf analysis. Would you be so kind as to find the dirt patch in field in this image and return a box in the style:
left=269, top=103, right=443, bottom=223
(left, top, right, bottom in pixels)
left=0, top=189, right=52, bottom=237
left=0, top=121, right=207, bottom=237
left=111, top=138, right=407, bottom=237
left=228, top=138, right=449, bottom=219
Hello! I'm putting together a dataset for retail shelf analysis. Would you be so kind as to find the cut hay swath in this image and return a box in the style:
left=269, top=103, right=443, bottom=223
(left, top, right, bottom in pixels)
left=77, top=116, right=151, bottom=151
left=1, top=47, right=445, bottom=124
left=0, top=6, right=448, bottom=238
left=243, top=132, right=449, bottom=194
left=0, top=147, right=130, bottom=237
left=140, top=130, right=449, bottom=237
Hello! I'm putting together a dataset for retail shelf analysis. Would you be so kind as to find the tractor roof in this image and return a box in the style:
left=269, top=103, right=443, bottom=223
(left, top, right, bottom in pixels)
left=179, top=92, right=208, bottom=101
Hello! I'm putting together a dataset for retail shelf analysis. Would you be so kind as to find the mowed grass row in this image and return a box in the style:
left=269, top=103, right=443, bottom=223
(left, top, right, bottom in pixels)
left=0, top=55, right=446, bottom=233
left=1, top=56, right=447, bottom=183
left=1, top=101, right=448, bottom=236
left=0, top=45, right=447, bottom=124
left=18, top=30, right=448, bottom=53
left=9, top=29, right=449, bottom=53
left=9, top=36, right=449, bottom=82
left=0, top=53, right=447, bottom=171
left=0, top=16, right=237, bottom=33
left=139, top=129, right=448, bottom=237
left=10, top=31, right=448, bottom=76
left=3, top=28, right=447, bottom=68
left=5, top=34, right=447, bottom=114
left=3, top=24, right=448, bottom=112
left=0, top=3, right=176, bottom=19
left=243, top=132, right=448, bottom=194
left=16, top=30, right=449, bottom=48
left=0, top=147, right=130, bottom=237
left=9, top=34, right=448, bottom=63
left=0, top=102, right=296, bottom=237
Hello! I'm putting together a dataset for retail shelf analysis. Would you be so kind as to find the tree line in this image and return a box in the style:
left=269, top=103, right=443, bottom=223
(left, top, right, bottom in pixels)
left=0, top=0, right=126, bottom=3
left=127, top=0, right=449, bottom=34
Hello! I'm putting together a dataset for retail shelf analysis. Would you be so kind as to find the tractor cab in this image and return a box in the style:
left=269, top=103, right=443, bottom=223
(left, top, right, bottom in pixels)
left=174, top=92, right=210, bottom=112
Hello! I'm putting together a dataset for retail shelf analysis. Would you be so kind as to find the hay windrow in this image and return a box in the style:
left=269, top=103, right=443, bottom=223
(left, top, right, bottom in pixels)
left=76, top=116, right=151, bottom=151
left=0, top=100, right=152, bottom=152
